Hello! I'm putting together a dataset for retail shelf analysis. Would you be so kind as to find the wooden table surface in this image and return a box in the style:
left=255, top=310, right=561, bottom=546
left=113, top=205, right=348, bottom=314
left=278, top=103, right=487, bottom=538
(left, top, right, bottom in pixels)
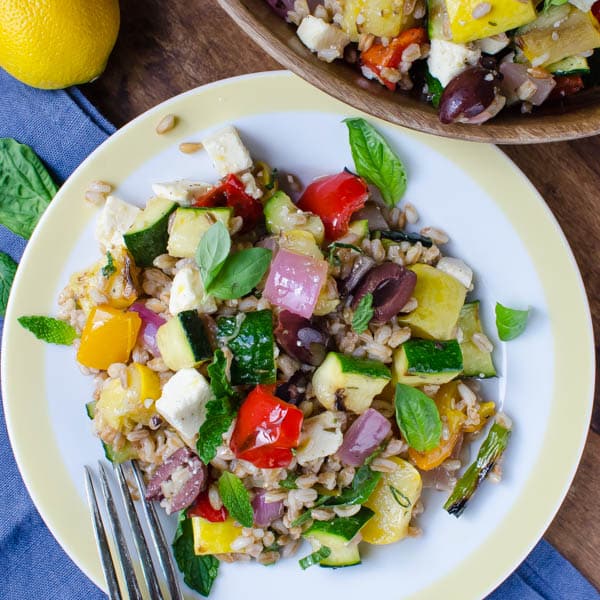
left=83, top=0, right=600, bottom=591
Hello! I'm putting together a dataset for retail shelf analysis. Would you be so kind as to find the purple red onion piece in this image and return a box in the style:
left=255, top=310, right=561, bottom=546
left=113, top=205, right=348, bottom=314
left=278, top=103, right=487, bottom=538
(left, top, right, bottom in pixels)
left=129, top=302, right=166, bottom=356
left=338, top=408, right=392, bottom=466
left=252, top=489, right=284, bottom=527
left=352, top=203, right=389, bottom=230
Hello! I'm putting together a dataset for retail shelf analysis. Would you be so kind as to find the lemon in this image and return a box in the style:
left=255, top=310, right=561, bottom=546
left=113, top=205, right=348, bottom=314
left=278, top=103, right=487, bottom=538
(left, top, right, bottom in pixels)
left=0, top=0, right=120, bottom=89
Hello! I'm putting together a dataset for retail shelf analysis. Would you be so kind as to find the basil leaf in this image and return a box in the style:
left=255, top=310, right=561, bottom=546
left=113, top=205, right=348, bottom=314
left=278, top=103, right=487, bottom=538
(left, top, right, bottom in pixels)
left=394, top=383, right=442, bottom=452
left=218, top=472, right=254, bottom=527
left=495, top=302, right=530, bottom=341
left=352, top=292, right=374, bottom=334
left=0, top=138, right=58, bottom=238
left=196, top=221, right=231, bottom=288
left=0, top=252, right=17, bottom=316
left=207, top=247, right=272, bottom=300
left=172, top=516, right=219, bottom=597
left=299, top=546, right=331, bottom=570
left=344, top=118, right=407, bottom=207
left=324, top=464, right=381, bottom=507
left=425, top=71, right=444, bottom=109
left=101, top=251, right=116, bottom=277
left=18, top=315, right=78, bottom=345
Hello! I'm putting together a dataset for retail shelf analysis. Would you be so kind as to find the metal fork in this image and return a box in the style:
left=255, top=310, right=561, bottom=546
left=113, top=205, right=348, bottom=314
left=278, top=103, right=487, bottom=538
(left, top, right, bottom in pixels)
left=84, top=461, right=184, bottom=600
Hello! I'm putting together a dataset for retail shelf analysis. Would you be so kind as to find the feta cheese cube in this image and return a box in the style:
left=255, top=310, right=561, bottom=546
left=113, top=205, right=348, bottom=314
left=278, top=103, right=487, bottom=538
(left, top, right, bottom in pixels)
left=568, top=0, right=595, bottom=11
left=427, top=39, right=481, bottom=87
left=297, top=16, right=350, bottom=63
left=169, top=265, right=217, bottom=315
left=95, top=195, right=140, bottom=251
left=201, top=125, right=253, bottom=177
left=476, top=33, right=510, bottom=55
left=152, top=180, right=213, bottom=206
left=239, top=172, right=263, bottom=200
left=296, top=411, right=343, bottom=466
left=156, top=368, right=213, bottom=441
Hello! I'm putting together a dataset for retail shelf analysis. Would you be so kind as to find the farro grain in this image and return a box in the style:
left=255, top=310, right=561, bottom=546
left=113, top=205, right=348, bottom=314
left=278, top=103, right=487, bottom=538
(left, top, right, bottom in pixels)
left=472, top=332, right=494, bottom=353
left=420, top=226, right=449, bottom=245
left=333, top=505, right=361, bottom=518
left=371, top=457, right=399, bottom=473
left=317, top=471, right=337, bottom=490
left=258, top=551, right=280, bottom=565
left=296, top=474, right=318, bottom=489
left=85, top=190, right=106, bottom=206
left=311, top=508, right=335, bottom=521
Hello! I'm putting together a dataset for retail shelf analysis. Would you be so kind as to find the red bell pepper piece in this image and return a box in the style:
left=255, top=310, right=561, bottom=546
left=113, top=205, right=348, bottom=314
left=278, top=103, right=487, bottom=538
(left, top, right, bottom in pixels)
left=187, top=490, right=228, bottom=522
left=549, top=75, right=585, bottom=100
left=361, top=27, right=428, bottom=91
left=297, top=170, right=369, bottom=242
left=230, top=385, right=304, bottom=469
left=192, top=174, right=263, bottom=233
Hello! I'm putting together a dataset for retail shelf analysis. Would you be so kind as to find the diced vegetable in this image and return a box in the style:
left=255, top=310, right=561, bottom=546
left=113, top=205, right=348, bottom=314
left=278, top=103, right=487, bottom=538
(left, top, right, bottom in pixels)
left=229, top=385, right=304, bottom=468
left=548, top=55, right=591, bottom=76
left=361, top=457, right=422, bottom=544
left=444, top=418, right=511, bottom=517
left=297, top=171, right=369, bottom=242
left=295, top=411, right=344, bottom=465
left=167, top=207, right=232, bottom=258
left=392, top=339, right=463, bottom=386
left=77, top=305, right=141, bottom=370
left=342, top=0, right=417, bottom=41
left=252, top=489, right=284, bottom=527
left=407, top=381, right=465, bottom=470
left=397, top=263, right=466, bottom=340
left=264, top=191, right=325, bottom=244
left=123, top=197, right=177, bottom=267
left=338, top=408, right=392, bottom=466
left=156, top=310, right=212, bottom=371
left=458, top=301, right=496, bottom=378
left=335, top=219, right=369, bottom=245
left=188, top=490, right=228, bottom=522
left=313, top=275, right=340, bottom=316
left=192, top=516, right=243, bottom=555
left=263, top=248, right=329, bottom=319
left=129, top=301, right=166, bottom=356
left=99, top=248, right=140, bottom=309
left=304, top=508, right=375, bottom=567
left=312, top=352, right=391, bottom=414
left=278, top=229, right=324, bottom=260
left=216, top=310, right=276, bottom=385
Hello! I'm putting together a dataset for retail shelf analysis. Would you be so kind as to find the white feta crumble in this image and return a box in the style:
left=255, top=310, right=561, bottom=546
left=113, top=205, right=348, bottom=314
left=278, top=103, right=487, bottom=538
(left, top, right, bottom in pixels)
left=169, top=265, right=217, bottom=315
left=297, top=16, right=350, bottom=63
left=201, top=125, right=253, bottom=177
left=95, top=195, right=140, bottom=252
left=151, top=180, right=213, bottom=206
left=296, top=411, right=343, bottom=466
left=427, top=39, right=481, bottom=87
left=239, top=172, right=263, bottom=200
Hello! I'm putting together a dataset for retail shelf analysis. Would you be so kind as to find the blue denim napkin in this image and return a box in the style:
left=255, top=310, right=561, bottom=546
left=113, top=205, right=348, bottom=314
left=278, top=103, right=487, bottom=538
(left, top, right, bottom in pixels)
left=0, top=67, right=598, bottom=600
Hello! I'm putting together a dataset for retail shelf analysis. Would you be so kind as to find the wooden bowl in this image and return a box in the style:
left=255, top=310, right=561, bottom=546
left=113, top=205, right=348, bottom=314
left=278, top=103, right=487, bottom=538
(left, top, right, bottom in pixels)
left=217, top=0, right=600, bottom=143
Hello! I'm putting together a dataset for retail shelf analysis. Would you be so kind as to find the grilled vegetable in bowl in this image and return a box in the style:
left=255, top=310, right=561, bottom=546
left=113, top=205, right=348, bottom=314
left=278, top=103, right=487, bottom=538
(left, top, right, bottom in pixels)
left=20, top=118, right=524, bottom=596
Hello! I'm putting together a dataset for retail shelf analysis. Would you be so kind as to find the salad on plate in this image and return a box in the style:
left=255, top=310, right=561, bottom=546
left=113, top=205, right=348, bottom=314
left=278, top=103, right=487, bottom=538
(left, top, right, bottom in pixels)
left=19, top=118, right=525, bottom=596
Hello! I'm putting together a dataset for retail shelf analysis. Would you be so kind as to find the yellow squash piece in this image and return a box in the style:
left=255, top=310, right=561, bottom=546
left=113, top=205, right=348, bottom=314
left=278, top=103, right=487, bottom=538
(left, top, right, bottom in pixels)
left=77, top=305, right=141, bottom=370
left=95, top=364, right=161, bottom=430
left=516, top=5, right=600, bottom=67
left=446, top=0, right=536, bottom=44
left=362, top=457, right=422, bottom=544
left=279, top=229, right=324, bottom=260
left=463, top=400, right=496, bottom=433
left=408, top=381, right=466, bottom=470
left=398, top=264, right=466, bottom=340
left=342, top=0, right=417, bottom=42
left=99, top=248, right=140, bottom=309
left=192, top=517, right=243, bottom=555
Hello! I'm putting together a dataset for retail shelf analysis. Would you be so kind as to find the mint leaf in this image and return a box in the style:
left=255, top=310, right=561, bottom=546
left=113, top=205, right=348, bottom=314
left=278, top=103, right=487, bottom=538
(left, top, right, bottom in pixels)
left=18, top=315, right=77, bottom=345
left=352, top=293, right=374, bottom=334
left=101, top=251, right=116, bottom=277
left=196, top=221, right=231, bottom=288
left=394, top=383, right=442, bottom=452
left=278, top=472, right=298, bottom=490
left=425, top=71, right=444, bottom=108
left=495, top=302, right=530, bottom=341
left=324, top=464, right=381, bottom=507
left=172, top=516, right=219, bottom=597
left=543, top=0, right=568, bottom=10
left=207, top=349, right=236, bottom=399
left=218, top=472, right=254, bottom=527
left=207, top=247, right=272, bottom=300
left=299, top=546, right=331, bottom=570
left=0, top=252, right=17, bottom=316
left=344, top=118, right=407, bottom=207
left=0, top=138, right=58, bottom=238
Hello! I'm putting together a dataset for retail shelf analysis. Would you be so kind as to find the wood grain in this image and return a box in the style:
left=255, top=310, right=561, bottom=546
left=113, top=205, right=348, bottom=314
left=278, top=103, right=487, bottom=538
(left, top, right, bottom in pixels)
left=82, top=0, right=600, bottom=591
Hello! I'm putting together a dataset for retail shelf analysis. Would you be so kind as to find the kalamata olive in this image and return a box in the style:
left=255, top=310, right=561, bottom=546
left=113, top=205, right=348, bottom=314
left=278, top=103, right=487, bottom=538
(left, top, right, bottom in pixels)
left=341, top=254, right=376, bottom=295
left=275, top=310, right=328, bottom=366
left=352, top=262, right=417, bottom=323
left=439, top=67, right=503, bottom=125
left=276, top=370, right=309, bottom=405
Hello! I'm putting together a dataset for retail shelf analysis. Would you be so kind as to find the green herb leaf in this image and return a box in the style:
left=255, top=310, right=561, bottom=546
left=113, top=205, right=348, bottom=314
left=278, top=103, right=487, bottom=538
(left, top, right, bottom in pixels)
left=327, top=242, right=363, bottom=267
left=299, top=546, right=331, bottom=570
left=18, top=315, right=78, bottom=345
left=389, top=485, right=412, bottom=508
left=542, top=0, right=568, bottom=11
left=218, top=472, right=254, bottom=527
left=344, top=117, right=407, bottom=207
left=0, top=252, right=17, bottom=317
left=425, top=71, right=444, bottom=109
left=495, top=302, right=530, bottom=341
left=374, top=229, right=434, bottom=248
left=324, top=464, right=382, bottom=507
left=265, top=168, right=278, bottom=191
left=278, top=472, right=298, bottom=490
left=207, top=348, right=236, bottom=399
left=0, top=138, right=58, bottom=238
left=101, top=251, right=116, bottom=277
left=394, top=383, right=442, bottom=452
left=196, top=221, right=231, bottom=288
left=172, top=516, right=219, bottom=597
left=352, top=293, right=374, bottom=334
left=207, top=247, right=272, bottom=300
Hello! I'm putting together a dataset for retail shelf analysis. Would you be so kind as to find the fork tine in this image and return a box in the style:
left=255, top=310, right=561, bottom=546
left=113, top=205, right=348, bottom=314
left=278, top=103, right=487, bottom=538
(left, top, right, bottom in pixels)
left=84, top=467, right=123, bottom=600
left=131, top=461, right=184, bottom=600
left=98, top=462, right=144, bottom=600
left=114, top=463, right=164, bottom=600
